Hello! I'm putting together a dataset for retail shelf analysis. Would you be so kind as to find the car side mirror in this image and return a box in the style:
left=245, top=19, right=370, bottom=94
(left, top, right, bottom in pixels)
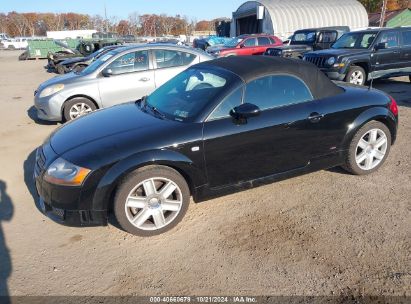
left=374, top=42, right=387, bottom=52
left=102, top=68, right=113, bottom=77
left=230, top=103, right=260, bottom=121
left=239, top=44, right=245, bottom=48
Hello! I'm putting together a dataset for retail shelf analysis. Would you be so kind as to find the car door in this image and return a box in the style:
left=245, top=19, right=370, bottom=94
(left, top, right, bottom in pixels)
left=98, top=50, right=155, bottom=108
left=238, top=37, right=257, bottom=56
left=256, top=37, right=271, bottom=54
left=373, top=30, right=402, bottom=77
left=203, top=74, right=319, bottom=188
left=400, top=30, right=411, bottom=73
left=153, top=49, right=199, bottom=88
left=315, top=31, right=338, bottom=50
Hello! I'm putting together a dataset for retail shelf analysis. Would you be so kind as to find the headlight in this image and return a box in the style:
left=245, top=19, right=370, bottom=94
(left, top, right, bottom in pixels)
left=44, top=158, right=91, bottom=186
left=39, top=84, right=64, bottom=98
left=327, top=57, right=336, bottom=66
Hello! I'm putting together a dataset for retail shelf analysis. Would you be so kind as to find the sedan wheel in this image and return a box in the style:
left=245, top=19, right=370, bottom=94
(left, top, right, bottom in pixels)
left=69, top=103, right=93, bottom=120
left=63, top=97, right=97, bottom=122
left=114, top=166, right=190, bottom=236
left=343, top=121, right=391, bottom=175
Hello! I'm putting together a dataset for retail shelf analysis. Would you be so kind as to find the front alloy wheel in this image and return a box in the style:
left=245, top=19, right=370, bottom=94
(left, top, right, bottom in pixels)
left=125, top=177, right=183, bottom=231
left=346, top=66, right=366, bottom=86
left=69, top=103, right=93, bottom=120
left=63, top=97, right=96, bottom=121
left=114, top=166, right=190, bottom=236
left=343, top=121, right=391, bottom=175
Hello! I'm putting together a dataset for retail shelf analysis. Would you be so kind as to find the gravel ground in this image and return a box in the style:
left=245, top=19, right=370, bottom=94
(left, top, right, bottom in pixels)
left=0, top=50, right=410, bottom=298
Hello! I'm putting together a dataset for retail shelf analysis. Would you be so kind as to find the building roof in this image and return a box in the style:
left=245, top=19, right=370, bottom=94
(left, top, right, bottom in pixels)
left=196, top=56, right=344, bottom=100
left=235, top=0, right=369, bottom=36
left=369, top=8, right=411, bottom=27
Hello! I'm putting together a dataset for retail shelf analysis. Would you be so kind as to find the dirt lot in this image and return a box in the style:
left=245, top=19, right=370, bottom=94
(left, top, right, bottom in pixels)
left=0, top=50, right=410, bottom=298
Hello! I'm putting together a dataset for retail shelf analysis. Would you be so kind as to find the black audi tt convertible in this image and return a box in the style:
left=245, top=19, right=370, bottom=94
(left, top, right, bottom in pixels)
left=34, top=56, right=399, bottom=236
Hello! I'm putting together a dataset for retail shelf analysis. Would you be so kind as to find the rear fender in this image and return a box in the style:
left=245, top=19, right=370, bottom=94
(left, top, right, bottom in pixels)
left=342, top=106, right=397, bottom=150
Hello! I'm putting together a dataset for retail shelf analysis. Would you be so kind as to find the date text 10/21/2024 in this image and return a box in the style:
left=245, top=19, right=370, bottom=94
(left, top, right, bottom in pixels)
left=149, top=296, right=258, bottom=303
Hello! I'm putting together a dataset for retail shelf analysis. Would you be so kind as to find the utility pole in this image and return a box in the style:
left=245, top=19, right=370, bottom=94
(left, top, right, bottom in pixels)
left=380, top=0, right=388, bottom=28
left=104, top=2, right=108, bottom=32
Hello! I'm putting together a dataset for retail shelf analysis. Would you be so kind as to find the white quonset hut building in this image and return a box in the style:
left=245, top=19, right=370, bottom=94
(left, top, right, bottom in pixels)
left=230, top=0, right=369, bottom=39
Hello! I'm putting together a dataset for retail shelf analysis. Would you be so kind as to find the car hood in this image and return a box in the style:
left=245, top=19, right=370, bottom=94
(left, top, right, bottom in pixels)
left=60, top=57, right=87, bottom=65
left=37, top=72, right=83, bottom=91
left=49, top=102, right=177, bottom=156
left=207, top=45, right=233, bottom=53
left=269, top=45, right=312, bottom=52
left=307, top=48, right=370, bottom=57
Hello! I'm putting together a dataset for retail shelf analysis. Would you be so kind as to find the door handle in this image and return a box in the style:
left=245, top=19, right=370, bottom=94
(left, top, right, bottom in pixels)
left=308, top=112, right=324, bottom=123
left=139, top=77, right=150, bottom=82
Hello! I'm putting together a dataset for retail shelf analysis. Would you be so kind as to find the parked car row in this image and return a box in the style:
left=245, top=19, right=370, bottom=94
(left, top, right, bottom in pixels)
left=265, top=26, right=411, bottom=86
left=35, top=44, right=213, bottom=121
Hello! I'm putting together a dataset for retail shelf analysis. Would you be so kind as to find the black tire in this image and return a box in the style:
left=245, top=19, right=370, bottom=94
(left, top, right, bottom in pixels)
left=18, top=51, right=29, bottom=61
left=7, top=45, right=15, bottom=50
left=56, top=65, right=66, bottom=74
left=114, top=165, right=190, bottom=237
left=63, top=97, right=96, bottom=122
left=73, top=65, right=86, bottom=73
left=345, top=65, right=367, bottom=86
left=342, top=121, right=391, bottom=175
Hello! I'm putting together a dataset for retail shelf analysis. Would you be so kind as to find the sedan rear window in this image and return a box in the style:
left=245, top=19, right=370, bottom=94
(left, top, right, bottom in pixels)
left=154, top=50, right=197, bottom=69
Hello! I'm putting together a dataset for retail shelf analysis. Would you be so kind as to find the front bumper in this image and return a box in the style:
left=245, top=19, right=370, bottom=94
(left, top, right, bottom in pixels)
left=320, top=69, right=346, bottom=81
left=33, top=145, right=108, bottom=227
left=34, top=91, right=65, bottom=121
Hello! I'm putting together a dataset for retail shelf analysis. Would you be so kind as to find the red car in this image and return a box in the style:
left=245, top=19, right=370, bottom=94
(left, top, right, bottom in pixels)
left=206, top=34, right=283, bottom=57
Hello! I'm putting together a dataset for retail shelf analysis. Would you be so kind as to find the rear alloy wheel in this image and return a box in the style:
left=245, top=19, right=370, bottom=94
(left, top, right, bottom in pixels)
left=63, top=97, right=96, bottom=121
left=114, top=166, right=190, bottom=236
left=345, top=66, right=366, bottom=86
left=343, top=121, right=391, bottom=175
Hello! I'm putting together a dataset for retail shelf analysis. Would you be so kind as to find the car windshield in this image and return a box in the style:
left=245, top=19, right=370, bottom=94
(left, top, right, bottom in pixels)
left=332, top=32, right=377, bottom=49
left=291, top=31, right=316, bottom=44
left=224, top=37, right=243, bottom=47
left=80, top=50, right=117, bottom=74
left=144, top=68, right=239, bottom=122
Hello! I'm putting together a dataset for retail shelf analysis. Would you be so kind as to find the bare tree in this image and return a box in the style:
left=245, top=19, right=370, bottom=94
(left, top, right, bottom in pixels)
left=8, top=12, right=27, bottom=36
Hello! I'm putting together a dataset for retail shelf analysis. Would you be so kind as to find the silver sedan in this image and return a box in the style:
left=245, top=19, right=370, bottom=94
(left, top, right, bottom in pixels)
left=34, top=44, right=213, bottom=122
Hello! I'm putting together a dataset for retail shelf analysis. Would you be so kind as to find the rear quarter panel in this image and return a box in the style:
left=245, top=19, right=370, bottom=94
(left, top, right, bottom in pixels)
left=317, top=84, right=396, bottom=153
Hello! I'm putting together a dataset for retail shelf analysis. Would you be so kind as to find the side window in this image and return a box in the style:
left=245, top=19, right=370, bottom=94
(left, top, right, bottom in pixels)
left=243, top=38, right=256, bottom=47
left=257, top=37, right=271, bottom=46
left=318, top=31, right=337, bottom=43
left=208, top=86, right=242, bottom=121
left=402, top=31, right=411, bottom=46
left=244, top=75, right=313, bottom=110
left=107, top=50, right=149, bottom=75
left=154, top=50, right=197, bottom=69
left=378, top=32, right=399, bottom=48
left=360, top=34, right=376, bottom=48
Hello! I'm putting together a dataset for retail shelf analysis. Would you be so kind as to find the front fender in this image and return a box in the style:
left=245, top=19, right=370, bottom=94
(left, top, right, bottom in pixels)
left=341, top=106, right=397, bottom=150
left=91, top=149, right=207, bottom=211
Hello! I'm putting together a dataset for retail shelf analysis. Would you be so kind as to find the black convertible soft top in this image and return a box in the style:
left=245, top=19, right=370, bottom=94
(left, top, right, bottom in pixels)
left=196, top=56, right=344, bottom=100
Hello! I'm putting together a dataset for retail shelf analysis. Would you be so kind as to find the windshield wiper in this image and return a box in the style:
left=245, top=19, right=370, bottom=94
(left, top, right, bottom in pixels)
left=146, top=103, right=166, bottom=119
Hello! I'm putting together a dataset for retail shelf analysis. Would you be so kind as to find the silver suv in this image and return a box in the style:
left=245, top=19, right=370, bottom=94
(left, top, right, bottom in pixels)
left=34, top=44, right=213, bottom=121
